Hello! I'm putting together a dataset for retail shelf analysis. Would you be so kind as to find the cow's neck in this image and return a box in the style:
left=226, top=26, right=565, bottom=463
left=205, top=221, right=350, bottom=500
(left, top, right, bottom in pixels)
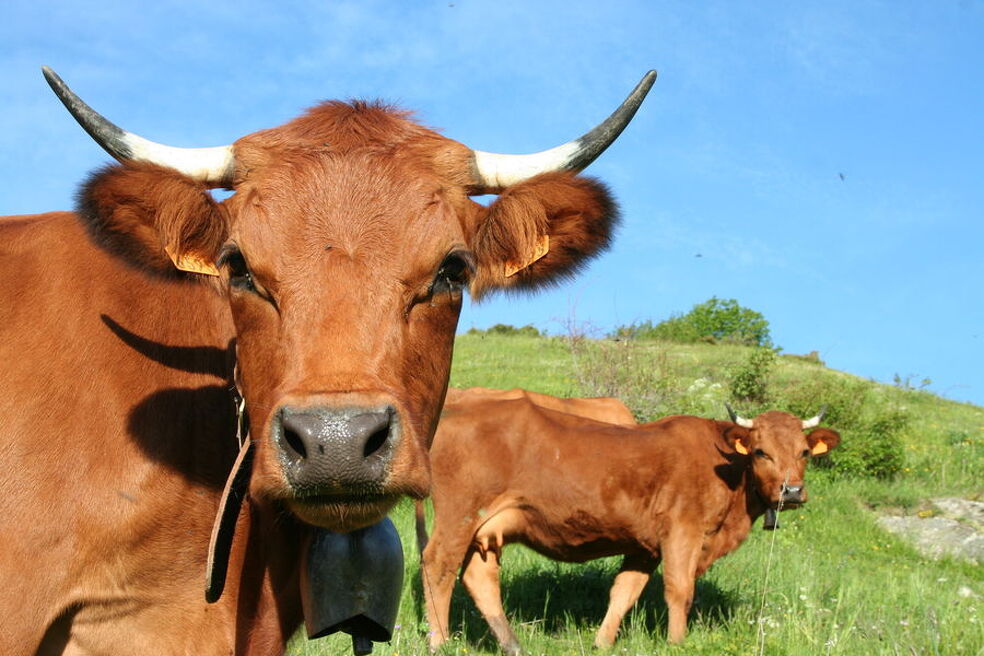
left=706, top=461, right=766, bottom=560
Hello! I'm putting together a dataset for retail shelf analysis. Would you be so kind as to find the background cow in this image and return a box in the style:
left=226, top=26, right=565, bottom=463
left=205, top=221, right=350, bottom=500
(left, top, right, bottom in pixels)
left=420, top=397, right=839, bottom=653
left=0, top=69, right=653, bottom=655
left=444, top=386, right=637, bottom=425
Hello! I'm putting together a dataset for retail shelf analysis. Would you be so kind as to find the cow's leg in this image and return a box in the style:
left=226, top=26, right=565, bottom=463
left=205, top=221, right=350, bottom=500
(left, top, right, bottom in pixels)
left=594, top=553, right=659, bottom=648
left=660, top=533, right=701, bottom=644
left=421, top=525, right=474, bottom=651
left=460, top=546, right=520, bottom=656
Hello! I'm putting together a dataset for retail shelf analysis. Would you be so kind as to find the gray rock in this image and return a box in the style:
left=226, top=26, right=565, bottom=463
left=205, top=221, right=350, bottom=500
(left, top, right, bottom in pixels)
left=877, top=509, right=984, bottom=565
left=932, top=497, right=984, bottom=530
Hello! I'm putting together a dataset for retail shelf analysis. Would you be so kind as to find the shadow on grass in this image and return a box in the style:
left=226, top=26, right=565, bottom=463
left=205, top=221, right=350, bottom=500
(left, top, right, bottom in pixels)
left=411, top=558, right=740, bottom=651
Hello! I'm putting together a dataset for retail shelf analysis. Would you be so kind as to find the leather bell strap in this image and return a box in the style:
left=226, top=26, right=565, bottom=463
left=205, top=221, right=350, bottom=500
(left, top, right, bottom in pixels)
left=205, top=437, right=254, bottom=603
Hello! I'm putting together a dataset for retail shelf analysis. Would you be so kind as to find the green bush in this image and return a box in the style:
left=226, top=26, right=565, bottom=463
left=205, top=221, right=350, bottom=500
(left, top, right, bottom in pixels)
left=728, top=347, right=777, bottom=404
left=466, top=323, right=542, bottom=338
left=773, top=374, right=869, bottom=429
left=770, top=374, right=907, bottom=479
left=825, top=411, right=908, bottom=479
left=615, top=297, right=772, bottom=347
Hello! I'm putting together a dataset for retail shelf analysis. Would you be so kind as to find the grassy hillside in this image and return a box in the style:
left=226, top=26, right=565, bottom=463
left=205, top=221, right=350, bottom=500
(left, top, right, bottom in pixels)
left=291, top=335, right=984, bottom=656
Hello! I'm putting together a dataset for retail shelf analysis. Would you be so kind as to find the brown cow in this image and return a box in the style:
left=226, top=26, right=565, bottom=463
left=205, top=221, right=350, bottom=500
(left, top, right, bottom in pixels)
left=0, top=68, right=654, bottom=655
left=445, top=387, right=637, bottom=425
left=420, top=399, right=839, bottom=653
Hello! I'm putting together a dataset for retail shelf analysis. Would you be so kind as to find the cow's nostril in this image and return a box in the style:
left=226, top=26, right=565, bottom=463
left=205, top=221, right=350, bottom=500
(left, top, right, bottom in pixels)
left=363, top=425, right=390, bottom=458
left=283, top=425, right=308, bottom=460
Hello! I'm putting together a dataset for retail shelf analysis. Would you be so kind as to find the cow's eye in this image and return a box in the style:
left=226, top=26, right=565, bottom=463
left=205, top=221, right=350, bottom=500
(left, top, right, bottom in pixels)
left=754, top=448, right=769, bottom=459
left=430, top=251, right=474, bottom=296
left=801, top=449, right=811, bottom=459
left=218, top=248, right=256, bottom=293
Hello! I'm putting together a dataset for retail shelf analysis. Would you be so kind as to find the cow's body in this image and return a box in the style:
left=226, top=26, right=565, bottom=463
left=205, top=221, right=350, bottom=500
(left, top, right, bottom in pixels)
left=1, top=70, right=653, bottom=655
left=444, top=387, right=636, bottom=425
left=420, top=398, right=839, bottom=652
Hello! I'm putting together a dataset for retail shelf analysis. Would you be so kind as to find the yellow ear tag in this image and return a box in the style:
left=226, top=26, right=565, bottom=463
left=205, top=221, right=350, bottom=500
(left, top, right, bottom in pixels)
left=811, top=442, right=829, bottom=456
left=504, top=234, right=550, bottom=278
left=734, top=440, right=749, bottom=455
left=165, top=245, right=220, bottom=277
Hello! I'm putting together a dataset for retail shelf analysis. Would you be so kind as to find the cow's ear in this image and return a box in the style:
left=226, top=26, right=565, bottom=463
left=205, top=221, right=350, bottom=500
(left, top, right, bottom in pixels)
left=806, top=428, right=841, bottom=456
left=467, top=172, right=618, bottom=298
left=719, top=422, right=752, bottom=455
left=76, top=161, right=227, bottom=278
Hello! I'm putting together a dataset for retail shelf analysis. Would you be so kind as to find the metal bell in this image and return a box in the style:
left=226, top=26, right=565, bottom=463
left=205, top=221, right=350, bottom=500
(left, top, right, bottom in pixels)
left=763, top=507, right=780, bottom=530
left=300, top=517, right=405, bottom=655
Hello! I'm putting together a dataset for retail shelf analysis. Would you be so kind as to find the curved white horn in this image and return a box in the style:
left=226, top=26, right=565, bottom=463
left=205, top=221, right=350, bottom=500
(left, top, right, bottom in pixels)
left=802, top=405, right=828, bottom=429
left=725, top=403, right=754, bottom=429
left=43, top=67, right=235, bottom=188
left=470, top=70, right=656, bottom=193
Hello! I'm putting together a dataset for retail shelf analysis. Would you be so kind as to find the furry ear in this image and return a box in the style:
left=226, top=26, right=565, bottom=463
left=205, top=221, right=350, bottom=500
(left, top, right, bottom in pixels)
left=806, top=428, right=841, bottom=456
left=718, top=421, right=752, bottom=455
left=467, top=172, right=619, bottom=298
left=76, top=161, right=226, bottom=278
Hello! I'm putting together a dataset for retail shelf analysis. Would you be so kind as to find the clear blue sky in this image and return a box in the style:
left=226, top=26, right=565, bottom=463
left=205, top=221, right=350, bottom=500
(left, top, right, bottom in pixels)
left=3, top=1, right=981, bottom=406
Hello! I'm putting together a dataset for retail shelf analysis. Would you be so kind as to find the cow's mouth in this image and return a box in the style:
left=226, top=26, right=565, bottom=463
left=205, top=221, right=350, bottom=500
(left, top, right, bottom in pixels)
left=288, top=493, right=401, bottom=532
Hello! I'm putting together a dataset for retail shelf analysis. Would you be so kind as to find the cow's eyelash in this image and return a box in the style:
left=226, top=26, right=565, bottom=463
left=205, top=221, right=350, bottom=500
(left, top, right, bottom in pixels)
left=430, top=251, right=474, bottom=296
left=217, top=247, right=257, bottom=293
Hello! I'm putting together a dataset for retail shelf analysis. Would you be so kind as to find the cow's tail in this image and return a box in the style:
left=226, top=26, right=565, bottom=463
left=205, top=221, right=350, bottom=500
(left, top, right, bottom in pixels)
left=414, top=500, right=429, bottom=556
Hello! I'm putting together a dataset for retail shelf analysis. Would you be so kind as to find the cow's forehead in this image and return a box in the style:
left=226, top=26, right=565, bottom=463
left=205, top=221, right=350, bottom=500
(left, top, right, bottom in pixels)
left=753, top=412, right=806, bottom=444
left=225, top=152, right=468, bottom=272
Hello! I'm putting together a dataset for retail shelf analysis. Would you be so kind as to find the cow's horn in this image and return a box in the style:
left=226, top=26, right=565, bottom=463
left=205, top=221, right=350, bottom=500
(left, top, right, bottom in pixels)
left=725, top=403, right=754, bottom=429
left=42, top=67, right=235, bottom=188
left=469, top=70, right=656, bottom=193
left=802, top=405, right=828, bottom=429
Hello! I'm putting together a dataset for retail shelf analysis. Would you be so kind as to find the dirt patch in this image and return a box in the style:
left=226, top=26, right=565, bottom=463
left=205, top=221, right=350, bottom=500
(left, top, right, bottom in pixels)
left=876, top=497, right=984, bottom=565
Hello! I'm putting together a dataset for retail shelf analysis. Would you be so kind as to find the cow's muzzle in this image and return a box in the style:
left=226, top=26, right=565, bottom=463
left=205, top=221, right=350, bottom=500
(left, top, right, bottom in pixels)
left=274, top=405, right=398, bottom=492
left=781, top=484, right=806, bottom=506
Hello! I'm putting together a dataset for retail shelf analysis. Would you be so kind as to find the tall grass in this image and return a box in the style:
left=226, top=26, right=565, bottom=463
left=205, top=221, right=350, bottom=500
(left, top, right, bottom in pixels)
left=288, top=334, right=984, bottom=656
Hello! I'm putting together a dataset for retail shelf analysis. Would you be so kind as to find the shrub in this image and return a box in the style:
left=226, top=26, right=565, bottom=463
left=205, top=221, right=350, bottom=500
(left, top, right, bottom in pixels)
left=728, top=347, right=777, bottom=405
left=570, top=340, right=690, bottom=421
left=771, top=374, right=906, bottom=479
left=466, top=323, right=542, bottom=338
left=773, top=374, right=868, bottom=429
left=824, top=411, right=908, bottom=479
left=615, top=297, right=772, bottom=347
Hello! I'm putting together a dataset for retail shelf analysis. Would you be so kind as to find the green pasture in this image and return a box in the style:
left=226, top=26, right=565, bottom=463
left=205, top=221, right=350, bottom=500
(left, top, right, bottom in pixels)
left=290, top=335, right=983, bottom=656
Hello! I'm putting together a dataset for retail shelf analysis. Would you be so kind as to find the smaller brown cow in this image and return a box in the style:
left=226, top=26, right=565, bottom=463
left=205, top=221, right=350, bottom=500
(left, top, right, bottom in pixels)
left=444, top=386, right=637, bottom=425
left=420, top=400, right=839, bottom=652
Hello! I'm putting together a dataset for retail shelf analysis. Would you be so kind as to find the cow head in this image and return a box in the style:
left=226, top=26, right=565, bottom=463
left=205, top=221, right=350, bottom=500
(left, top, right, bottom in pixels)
left=723, top=406, right=840, bottom=509
left=47, top=68, right=654, bottom=532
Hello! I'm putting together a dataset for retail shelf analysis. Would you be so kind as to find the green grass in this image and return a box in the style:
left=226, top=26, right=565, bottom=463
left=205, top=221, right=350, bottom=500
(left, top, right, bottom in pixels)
left=289, top=335, right=984, bottom=656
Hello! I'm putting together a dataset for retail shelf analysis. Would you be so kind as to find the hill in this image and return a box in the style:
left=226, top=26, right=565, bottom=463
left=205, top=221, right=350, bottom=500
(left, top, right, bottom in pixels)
left=292, top=334, right=983, bottom=656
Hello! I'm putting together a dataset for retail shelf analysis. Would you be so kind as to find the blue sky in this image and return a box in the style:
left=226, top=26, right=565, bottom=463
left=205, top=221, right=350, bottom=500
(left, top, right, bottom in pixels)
left=3, top=1, right=982, bottom=405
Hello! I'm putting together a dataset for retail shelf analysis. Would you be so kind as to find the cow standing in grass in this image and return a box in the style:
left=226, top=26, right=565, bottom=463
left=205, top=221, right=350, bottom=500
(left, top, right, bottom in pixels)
left=419, top=399, right=839, bottom=652
left=0, top=69, right=654, bottom=655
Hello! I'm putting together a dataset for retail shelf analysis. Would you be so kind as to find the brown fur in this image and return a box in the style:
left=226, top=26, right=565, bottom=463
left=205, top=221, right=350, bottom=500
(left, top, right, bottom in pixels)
left=0, top=98, right=620, bottom=655
left=76, top=161, right=226, bottom=277
left=469, top=173, right=619, bottom=297
left=415, top=388, right=635, bottom=552
left=420, top=399, right=840, bottom=652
